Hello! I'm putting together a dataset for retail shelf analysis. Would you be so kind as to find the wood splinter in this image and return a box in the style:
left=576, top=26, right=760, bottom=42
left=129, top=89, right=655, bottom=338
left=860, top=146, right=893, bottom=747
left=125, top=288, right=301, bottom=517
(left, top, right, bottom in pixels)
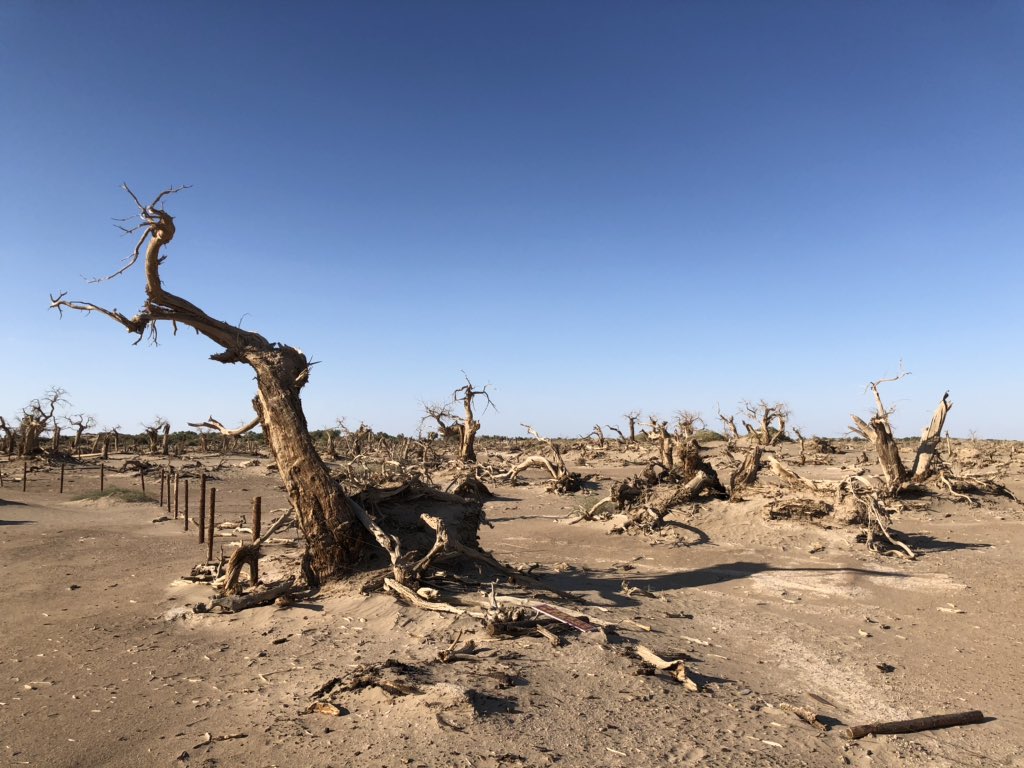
left=842, top=709, right=985, bottom=740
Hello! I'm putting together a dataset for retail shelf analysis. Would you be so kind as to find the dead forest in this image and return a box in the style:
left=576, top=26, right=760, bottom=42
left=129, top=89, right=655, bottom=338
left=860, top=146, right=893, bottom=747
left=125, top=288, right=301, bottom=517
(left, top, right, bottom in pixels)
left=4, top=187, right=1017, bottom=765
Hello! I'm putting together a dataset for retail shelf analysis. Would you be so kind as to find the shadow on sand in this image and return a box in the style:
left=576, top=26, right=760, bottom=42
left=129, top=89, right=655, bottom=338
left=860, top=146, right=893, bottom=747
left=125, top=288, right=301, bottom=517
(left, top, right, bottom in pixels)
left=540, top=560, right=912, bottom=607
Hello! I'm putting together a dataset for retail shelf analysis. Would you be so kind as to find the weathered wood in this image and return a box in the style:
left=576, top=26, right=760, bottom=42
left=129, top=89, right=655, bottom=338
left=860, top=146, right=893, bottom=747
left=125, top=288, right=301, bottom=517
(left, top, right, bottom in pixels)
left=910, top=393, right=953, bottom=482
left=728, top=445, right=762, bottom=497
left=850, top=414, right=907, bottom=492
left=207, top=487, right=216, bottom=563
left=210, top=577, right=297, bottom=613
left=764, top=454, right=835, bottom=494
left=198, top=473, right=207, bottom=544
left=842, top=710, right=984, bottom=740
left=223, top=543, right=260, bottom=593
left=383, top=577, right=466, bottom=615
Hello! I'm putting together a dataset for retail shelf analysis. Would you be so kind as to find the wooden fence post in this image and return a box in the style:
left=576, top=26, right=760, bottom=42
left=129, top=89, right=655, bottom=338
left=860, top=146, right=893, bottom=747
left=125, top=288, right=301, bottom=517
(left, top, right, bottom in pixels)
left=199, top=474, right=207, bottom=544
left=206, top=487, right=216, bottom=562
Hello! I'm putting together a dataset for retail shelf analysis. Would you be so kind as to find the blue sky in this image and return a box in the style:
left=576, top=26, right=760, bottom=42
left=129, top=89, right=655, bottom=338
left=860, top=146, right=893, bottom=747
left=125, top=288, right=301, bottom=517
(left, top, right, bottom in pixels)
left=1, top=2, right=1022, bottom=438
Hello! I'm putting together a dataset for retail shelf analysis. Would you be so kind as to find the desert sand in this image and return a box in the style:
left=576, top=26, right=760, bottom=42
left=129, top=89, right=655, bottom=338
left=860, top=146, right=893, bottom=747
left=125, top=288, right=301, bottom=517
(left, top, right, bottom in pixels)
left=1, top=439, right=1022, bottom=768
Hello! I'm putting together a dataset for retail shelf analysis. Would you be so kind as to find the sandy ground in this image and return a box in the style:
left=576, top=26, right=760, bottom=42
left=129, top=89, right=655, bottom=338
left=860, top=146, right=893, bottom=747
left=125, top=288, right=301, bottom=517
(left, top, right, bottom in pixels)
left=1, top=443, right=1023, bottom=767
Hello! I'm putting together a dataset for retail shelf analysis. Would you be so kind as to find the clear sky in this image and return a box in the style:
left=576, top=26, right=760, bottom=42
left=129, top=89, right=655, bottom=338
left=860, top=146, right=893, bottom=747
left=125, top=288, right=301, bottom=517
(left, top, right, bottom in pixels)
left=2, top=2, right=1022, bottom=439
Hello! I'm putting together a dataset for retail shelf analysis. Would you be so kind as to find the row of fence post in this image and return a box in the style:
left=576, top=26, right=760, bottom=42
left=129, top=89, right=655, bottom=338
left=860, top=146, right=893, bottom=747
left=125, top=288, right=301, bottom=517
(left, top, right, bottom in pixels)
left=3, top=461, right=263, bottom=565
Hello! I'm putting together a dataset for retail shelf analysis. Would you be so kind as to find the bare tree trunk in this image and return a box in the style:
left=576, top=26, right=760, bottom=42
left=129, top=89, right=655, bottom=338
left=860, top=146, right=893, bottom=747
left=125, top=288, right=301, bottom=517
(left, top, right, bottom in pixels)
left=459, top=419, right=480, bottom=462
left=850, top=413, right=907, bottom=492
left=249, top=350, right=370, bottom=578
left=910, top=393, right=952, bottom=482
left=161, top=422, right=170, bottom=456
left=729, top=444, right=763, bottom=497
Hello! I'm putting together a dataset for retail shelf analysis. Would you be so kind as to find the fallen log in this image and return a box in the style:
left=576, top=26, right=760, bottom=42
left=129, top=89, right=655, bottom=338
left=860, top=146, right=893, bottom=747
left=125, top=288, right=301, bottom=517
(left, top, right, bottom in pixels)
left=209, top=577, right=297, bottom=613
left=842, top=709, right=984, bottom=740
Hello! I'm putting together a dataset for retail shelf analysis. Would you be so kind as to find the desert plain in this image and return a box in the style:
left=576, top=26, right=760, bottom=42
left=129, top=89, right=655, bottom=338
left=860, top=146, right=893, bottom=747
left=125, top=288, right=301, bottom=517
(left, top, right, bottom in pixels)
left=1, top=434, right=1022, bottom=768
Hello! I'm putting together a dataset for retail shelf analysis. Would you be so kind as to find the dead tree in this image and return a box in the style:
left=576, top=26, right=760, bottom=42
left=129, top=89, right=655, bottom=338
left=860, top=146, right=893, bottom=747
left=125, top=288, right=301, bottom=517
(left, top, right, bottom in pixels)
left=420, top=403, right=463, bottom=444
left=51, top=185, right=369, bottom=581
left=741, top=400, right=789, bottom=446
left=604, top=424, right=626, bottom=442
left=446, top=376, right=495, bottom=463
left=18, top=388, right=68, bottom=456
left=645, top=417, right=674, bottom=468
left=0, top=418, right=15, bottom=456
left=674, top=410, right=703, bottom=439
left=504, top=425, right=584, bottom=493
left=624, top=411, right=640, bottom=443
left=717, top=405, right=740, bottom=449
left=849, top=372, right=952, bottom=494
left=142, top=417, right=169, bottom=455
left=68, top=414, right=96, bottom=453
left=589, top=424, right=606, bottom=448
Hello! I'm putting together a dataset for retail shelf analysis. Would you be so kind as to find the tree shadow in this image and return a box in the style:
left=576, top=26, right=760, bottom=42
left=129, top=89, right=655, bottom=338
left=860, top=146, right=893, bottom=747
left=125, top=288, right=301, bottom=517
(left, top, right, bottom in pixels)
left=537, top=561, right=912, bottom=607
left=0, top=519, right=33, bottom=526
left=661, top=521, right=710, bottom=545
left=0, top=498, right=29, bottom=507
left=899, top=533, right=993, bottom=554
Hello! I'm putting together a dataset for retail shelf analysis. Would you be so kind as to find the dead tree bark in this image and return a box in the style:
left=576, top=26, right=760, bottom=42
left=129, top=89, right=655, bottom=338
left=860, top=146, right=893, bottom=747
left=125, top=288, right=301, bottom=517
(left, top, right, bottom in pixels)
left=505, top=424, right=584, bottom=493
left=909, top=392, right=953, bottom=482
left=0, top=418, right=15, bottom=456
left=69, top=414, right=96, bottom=452
left=51, top=186, right=369, bottom=581
left=188, top=415, right=261, bottom=439
left=142, top=417, right=168, bottom=455
left=449, top=376, right=494, bottom=463
left=850, top=373, right=952, bottom=495
left=728, top=444, right=763, bottom=497
left=624, top=411, right=640, bottom=443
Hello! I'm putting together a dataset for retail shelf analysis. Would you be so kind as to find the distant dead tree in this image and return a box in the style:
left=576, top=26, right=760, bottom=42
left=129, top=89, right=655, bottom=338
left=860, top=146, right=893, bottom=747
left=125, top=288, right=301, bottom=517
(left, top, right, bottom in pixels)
left=741, top=400, right=789, bottom=446
left=142, top=416, right=169, bottom=455
left=674, top=410, right=703, bottom=439
left=17, top=387, right=68, bottom=456
left=91, top=425, right=118, bottom=459
left=427, top=375, right=494, bottom=463
left=723, top=400, right=789, bottom=498
left=68, top=413, right=97, bottom=453
left=716, top=405, right=740, bottom=449
left=51, top=185, right=370, bottom=581
left=420, top=402, right=463, bottom=443
left=624, top=411, right=640, bottom=443
left=644, top=416, right=674, bottom=468
left=588, top=424, right=606, bottom=448
left=604, top=424, right=626, bottom=441
left=0, top=417, right=15, bottom=455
